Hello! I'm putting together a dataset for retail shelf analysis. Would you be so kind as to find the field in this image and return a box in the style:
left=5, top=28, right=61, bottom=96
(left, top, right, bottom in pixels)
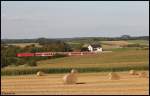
left=7, top=43, right=42, bottom=48
left=1, top=71, right=149, bottom=95
left=2, top=49, right=149, bottom=76
left=100, top=40, right=130, bottom=46
left=37, top=49, right=148, bottom=68
left=1, top=40, right=149, bottom=95
left=127, top=40, right=149, bottom=45
left=67, top=40, right=149, bottom=50
left=7, top=40, right=149, bottom=50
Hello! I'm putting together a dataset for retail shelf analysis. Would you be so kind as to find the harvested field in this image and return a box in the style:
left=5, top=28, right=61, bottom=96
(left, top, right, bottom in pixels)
left=7, top=43, right=42, bottom=48
left=101, top=41, right=130, bottom=46
left=127, top=40, right=149, bottom=45
left=1, top=71, right=149, bottom=95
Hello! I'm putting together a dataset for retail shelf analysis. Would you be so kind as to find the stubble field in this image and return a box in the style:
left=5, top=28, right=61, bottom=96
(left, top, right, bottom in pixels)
left=1, top=71, right=149, bottom=95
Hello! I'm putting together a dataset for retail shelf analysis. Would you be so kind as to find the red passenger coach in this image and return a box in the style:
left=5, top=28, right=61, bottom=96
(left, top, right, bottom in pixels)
left=16, top=52, right=97, bottom=57
left=35, top=52, right=55, bottom=56
left=16, top=53, right=34, bottom=57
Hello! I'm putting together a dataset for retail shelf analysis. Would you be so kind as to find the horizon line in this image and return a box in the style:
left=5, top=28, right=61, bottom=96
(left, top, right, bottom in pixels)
left=1, top=35, right=149, bottom=40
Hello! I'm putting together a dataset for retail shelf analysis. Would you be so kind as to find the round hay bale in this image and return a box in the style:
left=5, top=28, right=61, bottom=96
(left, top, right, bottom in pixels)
left=63, top=73, right=78, bottom=84
left=37, top=71, right=44, bottom=76
left=63, top=69, right=78, bottom=84
left=129, top=70, right=138, bottom=75
left=108, top=72, right=120, bottom=80
left=71, top=69, right=78, bottom=74
left=138, top=72, right=148, bottom=78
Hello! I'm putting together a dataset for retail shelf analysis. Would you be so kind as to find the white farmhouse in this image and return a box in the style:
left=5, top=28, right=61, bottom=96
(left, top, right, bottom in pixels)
left=88, top=44, right=102, bottom=52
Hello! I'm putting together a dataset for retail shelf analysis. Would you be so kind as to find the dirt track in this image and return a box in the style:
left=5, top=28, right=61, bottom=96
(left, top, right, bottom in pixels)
left=1, top=71, right=149, bottom=95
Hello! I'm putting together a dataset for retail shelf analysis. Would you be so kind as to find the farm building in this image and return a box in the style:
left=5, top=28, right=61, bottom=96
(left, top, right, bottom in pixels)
left=88, top=44, right=102, bottom=52
left=81, top=44, right=102, bottom=52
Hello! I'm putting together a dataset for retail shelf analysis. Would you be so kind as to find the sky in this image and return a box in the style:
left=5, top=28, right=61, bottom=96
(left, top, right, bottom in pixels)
left=1, top=1, right=149, bottom=39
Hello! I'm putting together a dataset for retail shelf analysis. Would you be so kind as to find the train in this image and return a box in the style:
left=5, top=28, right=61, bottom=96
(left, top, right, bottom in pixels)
left=16, top=52, right=96, bottom=57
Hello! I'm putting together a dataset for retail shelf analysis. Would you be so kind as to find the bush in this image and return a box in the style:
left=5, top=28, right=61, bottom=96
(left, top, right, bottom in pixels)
left=15, top=58, right=26, bottom=66
left=26, top=60, right=37, bottom=67
left=81, top=47, right=89, bottom=52
left=127, top=44, right=141, bottom=47
left=51, top=54, right=67, bottom=59
left=6, top=57, right=18, bottom=65
left=142, top=47, right=149, bottom=50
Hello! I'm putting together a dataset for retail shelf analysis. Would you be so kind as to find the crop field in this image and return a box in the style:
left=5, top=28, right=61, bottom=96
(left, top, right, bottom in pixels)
left=2, top=49, right=149, bottom=76
left=6, top=40, right=149, bottom=50
left=100, top=40, right=148, bottom=46
left=1, top=41, right=149, bottom=95
left=7, top=43, right=42, bottom=48
left=127, top=40, right=149, bottom=45
left=37, top=49, right=148, bottom=68
left=1, top=71, right=149, bottom=95
left=67, top=40, right=149, bottom=50
left=100, top=41, right=130, bottom=46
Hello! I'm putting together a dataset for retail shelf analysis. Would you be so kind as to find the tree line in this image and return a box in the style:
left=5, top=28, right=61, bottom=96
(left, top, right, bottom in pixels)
left=2, top=35, right=149, bottom=44
left=1, top=39, right=72, bottom=68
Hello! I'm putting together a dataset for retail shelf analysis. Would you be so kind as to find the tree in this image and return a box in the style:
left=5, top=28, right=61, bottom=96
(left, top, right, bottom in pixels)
left=121, top=35, right=131, bottom=39
left=81, top=47, right=89, bottom=52
left=1, top=56, right=7, bottom=68
left=93, top=38, right=99, bottom=41
left=15, top=58, right=26, bottom=66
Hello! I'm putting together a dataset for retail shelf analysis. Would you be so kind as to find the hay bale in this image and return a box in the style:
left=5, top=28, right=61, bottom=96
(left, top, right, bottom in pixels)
left=63, top=73, right=77, bottom=84
left=129, top=70, right=138, bottom=75
left=63, top=69, right=78, bottom=84
left=37, top=71, right=44, bottom=76
left=138, top=72, right=148, bottom=78
left=108, top=72, right=120, bottom=80
left=71, top=69, right=78, bottom=74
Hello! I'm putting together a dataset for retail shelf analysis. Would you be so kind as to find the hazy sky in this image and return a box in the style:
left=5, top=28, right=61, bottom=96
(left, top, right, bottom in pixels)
left=1, top=1, right=149, bottom=39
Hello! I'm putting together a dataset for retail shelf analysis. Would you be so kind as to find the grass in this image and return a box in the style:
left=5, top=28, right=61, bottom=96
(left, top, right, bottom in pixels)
left=37, top=49, right=148, bottom=66
left=7, top=43, right=42, bottom=48
left=1, top=66, right=148, bottom=76
left=127, top=40, right=149, bottom=45
left=67, top=40, right=149, bottom=51
left=100, top=41, right=130, bottom=46
left=1, top=49, right=149, bottom=76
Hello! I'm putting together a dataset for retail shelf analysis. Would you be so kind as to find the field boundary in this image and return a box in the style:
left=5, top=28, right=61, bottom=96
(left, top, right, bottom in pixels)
left=1, top=65, right=148, bottom=76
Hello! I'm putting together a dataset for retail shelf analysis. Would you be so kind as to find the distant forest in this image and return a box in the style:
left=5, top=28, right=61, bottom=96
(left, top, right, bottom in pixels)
left=1, top=35, right=149, bottom=44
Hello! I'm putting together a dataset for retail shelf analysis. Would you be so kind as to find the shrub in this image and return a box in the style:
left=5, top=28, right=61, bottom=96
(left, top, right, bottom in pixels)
left=80, top=47, right=89, bottom=52
left=26, top=60, right=37, bottom=67
left=51, top=54, right=67, bottom=59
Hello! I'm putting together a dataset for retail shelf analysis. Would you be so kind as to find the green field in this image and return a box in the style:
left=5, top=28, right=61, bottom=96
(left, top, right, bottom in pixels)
left=2, top=49, right=149, bottom=76
left=127, top=40, right=149, bottom=45
left=7, top=40, right=149, bottom=50
left=2, top=40, right=149, bottom=76
left=37, top=49, right=148, bottom=67
left=67, top=40, right=149, bottom=51
left=7, top=43, right=42, bottom=48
